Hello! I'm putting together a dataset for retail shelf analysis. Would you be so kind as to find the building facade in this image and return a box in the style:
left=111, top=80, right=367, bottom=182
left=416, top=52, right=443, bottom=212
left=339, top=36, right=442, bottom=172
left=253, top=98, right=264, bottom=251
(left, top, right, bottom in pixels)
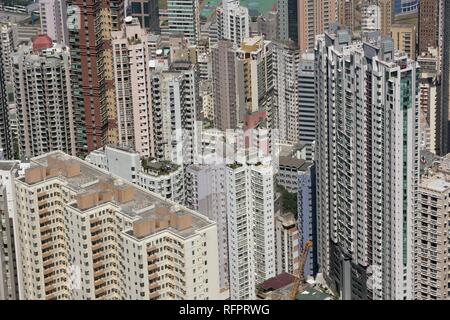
left=14, top=151, right=220, bottom=300
left=216, top=0, right=249, bottom=48
left=226, top=162, right=275, bottom=299
left=67, top=0, right=123, bottom=155
left=315, top=30, right=419, bottom=300
left=39, top=0, right=69, bottom=45
left=112, top=17, right=153, bottom=156
left=167, top=0, right=200, bottom=45
left=13, top=36, right=76, bottom=158
left=272, top=40, right=300, bottom=143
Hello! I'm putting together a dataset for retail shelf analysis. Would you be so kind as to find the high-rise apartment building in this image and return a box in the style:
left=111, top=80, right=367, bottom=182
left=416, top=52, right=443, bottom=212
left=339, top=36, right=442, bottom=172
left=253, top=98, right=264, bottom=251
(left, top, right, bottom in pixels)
left=167, top=0, right=200, bottom=45
left=14, top=151, right=220, bottom=300
left=379, top=0, right=393, bottom=36
left=361, top=2, right=382, bottom=32
left=298, top=51, right=315, bottom=156
left=217, top=0, right=249, bottom=48
left=272, top=40, right=300, bottom=144
left=226, top=161, right=275, bottom=299
left=297, top=0, right=337, bottom=53
left=316, top=30, right=419, bottom=300
left=235, top=36, right=274, bottom=126
left=277, top=0, right=298, bottom=44
left=439, top=0, right=450, bottom=155
left=12, top=36, right=76, bottom=158
left=417, top=49, right=439, bottom=154
left=0, top=23, right=18, bottom=89
left=418, top=0, right=438, bottom=54
left=297, top=163, right=317, bottom=278
left=257, top=11, right=278, bottom=41
left=112, top=17, right=153, bottom=156
left=0, top=26, right=13, bottom=160
left=67, top=0, right=123, bottom=155
left=128, top=0, right=160, bottom=33
left=0, top=161, right=22, bottom=300
left=414, top=156, right=450, bottom=300
left=39, top=0, right=69, bottom=45
left=390, top=24, right=416, bottom=59
left=185, top=164, right=229, bottom=297
left=148, top=59, right=198, bottom=165
left=338, top=0, right=355, bottom=32
left=274, top=212, right=300, bottom=276
left=212, top=40, right=238, bottom=131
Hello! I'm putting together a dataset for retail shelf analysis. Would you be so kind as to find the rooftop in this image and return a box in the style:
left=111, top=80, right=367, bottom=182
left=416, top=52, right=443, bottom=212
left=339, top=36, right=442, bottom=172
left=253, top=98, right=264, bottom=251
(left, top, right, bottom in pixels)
left=142, top=160, right=180, bottom=176
left=422, top=178, right=450, bottom=193
left=296, top=287, right=333, bottom=301
left=20, top=151, right=214, bottom=239
left=0, top=161, right=19, bottom=171
left=279, top=156, right=311, bottom=171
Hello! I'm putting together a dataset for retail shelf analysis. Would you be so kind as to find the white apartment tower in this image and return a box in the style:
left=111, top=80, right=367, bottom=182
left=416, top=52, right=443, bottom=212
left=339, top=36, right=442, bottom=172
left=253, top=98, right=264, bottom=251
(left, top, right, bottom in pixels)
left=13, top=36, right=76, bottom=158
left=0, top=161, right=21, bottom=300
left=315, top=30, right=419, bottom=300
left=226, top=162, right=275, bottom=299
left=216, top=0, right=250, bottom=48
left=185, top=164, right=229, bottom=297
left=112, top=17, right=153, bottom=157
left=149, top=61, right=198, bottom=166
left=39, top=0, right=69, bottom=45
left=272, top=40, right=300, bottom=143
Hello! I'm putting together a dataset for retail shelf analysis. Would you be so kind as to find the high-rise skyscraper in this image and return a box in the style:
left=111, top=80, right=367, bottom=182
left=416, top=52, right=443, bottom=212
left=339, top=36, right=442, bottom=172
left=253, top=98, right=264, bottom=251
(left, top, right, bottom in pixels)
left=167, top=0, right=200, bottom=45
left=272, top=40, right=300, bottom=143
left=38, top=0, right=69, bottom=45
left=148, top=58, right=198, bottom=165
left=67, top=0, right=123, bottom=155
left=212, top=40, right=238, bottom=131
left=217, top=0, right=249, bottom=48
left=338, top=0, right=355, bottom=32
left=235, top=36, right=274, bottom=126
left=12, top=36, right=76, bottom=158
left=298, top=51, right=315, bottom=157
left=415, top=155, right=450, bottom=300
left=390, top=23, right=416, bottom=59
left=418, top=0, right=438, bottom=54
left=316, top=30, right=419, bottom=300
left=0, top=23, right=18, bottom=89
left=0, top=25, right=13, bottom=160
left=297, top=0, right=337, bottom=53
left=439, top=0, right=450, bottom=155
left=186, top=164, right=230, bottom=298
left=379, top=0, right=393, bottom=36
left=0, top=161, right=21, bottom=300
left=226, top=161, right=275, bottom=299
left=277, top=0, right=298, bottom=44
left=112, top=17, right=152, bottom=156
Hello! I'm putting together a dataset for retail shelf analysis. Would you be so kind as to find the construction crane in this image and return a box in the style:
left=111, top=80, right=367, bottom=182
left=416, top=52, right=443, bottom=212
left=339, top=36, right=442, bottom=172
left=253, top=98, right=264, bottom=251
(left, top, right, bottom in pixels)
left=289, top=240, right=313, bottom=300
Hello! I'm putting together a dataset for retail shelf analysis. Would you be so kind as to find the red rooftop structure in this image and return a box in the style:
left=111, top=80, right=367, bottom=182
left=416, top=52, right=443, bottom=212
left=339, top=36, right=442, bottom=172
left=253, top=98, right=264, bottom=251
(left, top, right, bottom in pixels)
left=32, top=34, right=53, bottom=52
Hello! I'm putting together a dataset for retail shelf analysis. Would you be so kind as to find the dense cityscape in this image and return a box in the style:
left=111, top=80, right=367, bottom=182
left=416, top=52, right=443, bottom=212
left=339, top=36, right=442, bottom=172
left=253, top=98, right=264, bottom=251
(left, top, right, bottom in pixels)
left=0, top=0, right=448, bottom=302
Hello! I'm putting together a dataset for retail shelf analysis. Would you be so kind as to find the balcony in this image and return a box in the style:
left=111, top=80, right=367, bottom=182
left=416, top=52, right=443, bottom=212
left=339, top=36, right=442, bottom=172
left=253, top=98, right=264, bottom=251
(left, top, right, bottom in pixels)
left=148, top=291, right=160, bottom=300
